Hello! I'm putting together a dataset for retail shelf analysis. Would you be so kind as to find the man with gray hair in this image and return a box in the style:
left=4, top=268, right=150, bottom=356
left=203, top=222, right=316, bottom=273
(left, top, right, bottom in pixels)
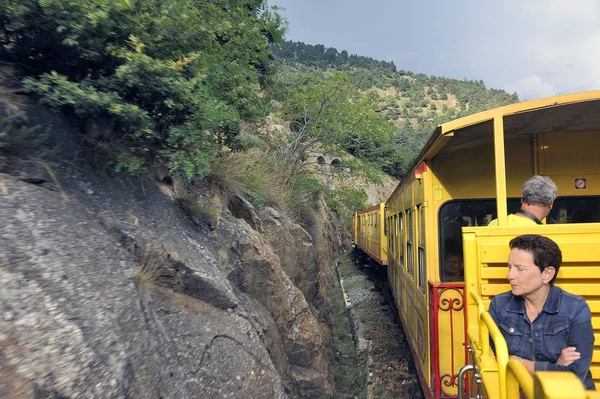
left=488, top=175, right=558, bottom=226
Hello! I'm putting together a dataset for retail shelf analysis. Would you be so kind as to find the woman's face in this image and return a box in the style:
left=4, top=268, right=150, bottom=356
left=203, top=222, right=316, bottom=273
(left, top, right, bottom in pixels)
left=506, top=248, right=551, bottom=297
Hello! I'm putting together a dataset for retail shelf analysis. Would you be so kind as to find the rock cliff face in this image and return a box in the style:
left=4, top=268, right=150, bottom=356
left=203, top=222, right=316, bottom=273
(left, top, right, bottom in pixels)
left=0, top=91, right=343, bottom=398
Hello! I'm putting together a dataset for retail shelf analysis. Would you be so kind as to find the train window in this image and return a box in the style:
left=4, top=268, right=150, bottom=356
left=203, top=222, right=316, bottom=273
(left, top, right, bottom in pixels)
left=384, top=211, right=388, bottom=236
left=388, top=216, right=394, bottom=258
left=418, top=205, right=426, bottom=293
left=547, top=196, right=600, bottom=224
left=393, top=214, right=398, bottom=259
left=394, top=215, right=399, bottom=263
left=399, top=213, right=404, bottom=267
left=438, top=198, right=521, bottom=282
left=437, top=196, right=600, bottom=282
left=407, top=209, right=413, bottom=277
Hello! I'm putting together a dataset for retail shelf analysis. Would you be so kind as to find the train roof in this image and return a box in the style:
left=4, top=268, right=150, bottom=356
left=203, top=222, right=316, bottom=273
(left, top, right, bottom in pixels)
left=404, top=90, right=600, bottom=179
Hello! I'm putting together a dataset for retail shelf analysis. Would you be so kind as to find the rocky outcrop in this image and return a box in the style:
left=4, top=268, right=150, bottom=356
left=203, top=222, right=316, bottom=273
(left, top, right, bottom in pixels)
left=0, top=90, right=341, bottom=398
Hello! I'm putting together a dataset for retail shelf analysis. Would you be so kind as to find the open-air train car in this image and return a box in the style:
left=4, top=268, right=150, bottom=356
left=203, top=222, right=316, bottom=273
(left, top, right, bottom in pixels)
left=360, top=91, right=600, bottom=399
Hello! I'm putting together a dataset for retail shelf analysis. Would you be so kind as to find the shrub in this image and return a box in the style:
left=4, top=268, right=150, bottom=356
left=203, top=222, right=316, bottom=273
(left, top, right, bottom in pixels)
left=134, top=245, right=183, bottom=293
left=208, top=148, right=290, bottom=209
left=1, top=0, right=284, bottom=179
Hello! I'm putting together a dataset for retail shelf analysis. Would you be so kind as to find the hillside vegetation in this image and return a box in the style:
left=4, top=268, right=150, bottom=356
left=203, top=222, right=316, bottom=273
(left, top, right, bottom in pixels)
left=272, top=40, right=520, bottom=176
left=1, top=1, right=519, bottom=225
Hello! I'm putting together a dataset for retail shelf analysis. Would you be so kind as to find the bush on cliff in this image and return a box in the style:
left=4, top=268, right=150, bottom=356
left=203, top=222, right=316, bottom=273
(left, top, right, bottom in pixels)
left=0, top=0, right=284, bottom=179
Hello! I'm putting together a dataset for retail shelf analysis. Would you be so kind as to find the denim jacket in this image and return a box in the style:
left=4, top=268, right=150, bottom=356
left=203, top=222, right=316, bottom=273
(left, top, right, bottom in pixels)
left=489, top=285, right=595, bottom=390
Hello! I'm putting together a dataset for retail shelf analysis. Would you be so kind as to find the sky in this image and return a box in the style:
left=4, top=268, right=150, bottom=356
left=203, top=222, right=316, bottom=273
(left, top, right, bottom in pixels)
left=269, top=0, right=600, bottom=101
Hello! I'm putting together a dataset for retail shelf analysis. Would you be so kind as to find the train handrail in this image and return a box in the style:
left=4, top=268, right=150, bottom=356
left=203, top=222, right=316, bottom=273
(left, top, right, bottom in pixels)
left=470, top=291, right=509, bottom=399
left=506, top=361, right=600, bottom=399
left=506, top=360, right=533, bottom=399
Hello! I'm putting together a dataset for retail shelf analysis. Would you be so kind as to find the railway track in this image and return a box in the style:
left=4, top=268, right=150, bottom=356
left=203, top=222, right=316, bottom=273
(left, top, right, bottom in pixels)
left=345, top=250, right=423, bottom=398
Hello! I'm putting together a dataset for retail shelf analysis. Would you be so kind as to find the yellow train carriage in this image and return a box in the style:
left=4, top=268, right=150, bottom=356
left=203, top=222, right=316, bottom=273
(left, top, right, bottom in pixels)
left=383, top=90, right=600, bottom=399
left=353, top=203, right=388, bottom=265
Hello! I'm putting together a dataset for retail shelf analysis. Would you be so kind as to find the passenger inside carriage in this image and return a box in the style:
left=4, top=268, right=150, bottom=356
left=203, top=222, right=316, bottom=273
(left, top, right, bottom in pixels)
left=547, top=198, right=600, bottom=224
left=441, top=239, right=464, bottom=282
left=488, top=175, right=557, bottom=226
left=489, top=234, right=596, bottom=390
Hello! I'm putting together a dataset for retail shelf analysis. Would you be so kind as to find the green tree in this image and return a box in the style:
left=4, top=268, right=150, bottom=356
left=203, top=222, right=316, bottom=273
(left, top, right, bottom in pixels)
left=271, top=70, right=395, bottom=180
left=0, top=0, right=284, bottom=179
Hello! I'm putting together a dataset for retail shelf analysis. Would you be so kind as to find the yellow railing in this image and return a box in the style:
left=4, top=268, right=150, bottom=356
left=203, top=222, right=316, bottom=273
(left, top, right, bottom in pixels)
left=471, top=292, right=600, bottom=399
left=471, top=291, right=509, bottom=399
left=506, top=360, right=533, bottom=399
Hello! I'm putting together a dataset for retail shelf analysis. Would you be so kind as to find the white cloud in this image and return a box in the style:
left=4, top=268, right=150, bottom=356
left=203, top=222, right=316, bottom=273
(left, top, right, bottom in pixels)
left=275, top=0, right=600, bottom=95
left=504, top=75, right=556, bottom=100
left=503, top=0, right=600, bottom=95
left=522, top=0, right=600, bottom=25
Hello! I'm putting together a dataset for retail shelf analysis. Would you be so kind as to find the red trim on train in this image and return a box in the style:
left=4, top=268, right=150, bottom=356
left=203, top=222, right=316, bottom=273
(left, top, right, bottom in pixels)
left=393, top=161, right=429, bottom=197
left=430, top=283, right=440, bottom=397
left=356, top=204, right=382, bottom=214
left=415, top=161, right=428, bottom=175
left=355, top=246, right=387, bottom=266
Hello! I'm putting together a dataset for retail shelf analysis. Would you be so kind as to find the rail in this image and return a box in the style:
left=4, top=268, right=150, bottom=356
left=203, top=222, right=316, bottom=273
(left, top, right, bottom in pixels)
left=506, top=360, right=533, bottom=399
left=470, top=291, right=509, bottom=399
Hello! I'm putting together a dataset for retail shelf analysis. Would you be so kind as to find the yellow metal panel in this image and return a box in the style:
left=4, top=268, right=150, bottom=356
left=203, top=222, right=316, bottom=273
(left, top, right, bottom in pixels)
left=590, top=366, right=600, bottom=381
left=431, top=137, right=533, bottom=202
left=431, top=140, right=497, bottom=199
left=435, top=286, right=466, bottom=397
left=402, top=186, right=412, bottom=211
left=479, top=241, right=510, bottom=263
left=464, top=224, right=600, bottom=395
left=481, top=370, right=501, bottom=399
left=534, top=371, right=586, bottom=399
left=479, top=232, right=600, bottom=263
left=378, top=203, right=388, bottom=265
left=538, top=131, right=600, bottom=196
left=481, top=267, right=600, bottom=280
left=493, top=115, right=508, bottom=226
left=586, top=391, right=600, bottom=399
left=481, top=283, right=600, bottom=297
left=415, top=306, right=429, bottom=377
left=414, top=179, right=425, bottom=205
left=400, top=271, right=408, bottom=320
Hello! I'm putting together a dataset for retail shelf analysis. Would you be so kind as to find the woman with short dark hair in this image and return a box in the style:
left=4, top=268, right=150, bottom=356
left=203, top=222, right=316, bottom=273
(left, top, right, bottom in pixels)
left=489, top=234, right=595, bottom=390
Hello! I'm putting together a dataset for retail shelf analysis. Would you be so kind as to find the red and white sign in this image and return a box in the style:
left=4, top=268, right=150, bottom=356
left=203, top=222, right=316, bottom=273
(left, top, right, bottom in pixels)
left=575, top=178, right=587, bottom=190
